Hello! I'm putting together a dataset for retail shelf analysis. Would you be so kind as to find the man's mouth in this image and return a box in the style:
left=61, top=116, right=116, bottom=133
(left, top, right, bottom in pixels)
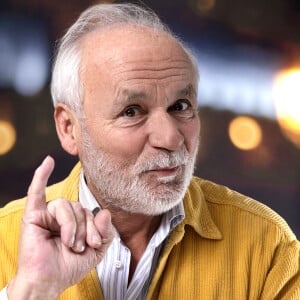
left=146, top=166, right=180, bottom=177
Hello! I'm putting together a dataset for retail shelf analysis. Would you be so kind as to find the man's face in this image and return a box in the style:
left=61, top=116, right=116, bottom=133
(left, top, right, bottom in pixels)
left=77, top=26, right=200, bottom=215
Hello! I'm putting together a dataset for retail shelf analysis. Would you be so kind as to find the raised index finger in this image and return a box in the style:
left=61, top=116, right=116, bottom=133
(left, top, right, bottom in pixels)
left=25, top=156, right=55, bottom=213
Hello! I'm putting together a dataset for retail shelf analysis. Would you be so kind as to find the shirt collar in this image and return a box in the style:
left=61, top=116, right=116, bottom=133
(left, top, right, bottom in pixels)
left=78, top=171, right=99, bottom=211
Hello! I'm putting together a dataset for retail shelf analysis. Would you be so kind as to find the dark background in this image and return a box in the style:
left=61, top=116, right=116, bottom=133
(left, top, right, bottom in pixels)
left=0, top=0, right=299, bottom=238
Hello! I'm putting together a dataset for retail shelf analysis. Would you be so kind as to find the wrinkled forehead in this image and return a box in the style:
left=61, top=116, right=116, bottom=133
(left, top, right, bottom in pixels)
left=80, top=24, right=195, bottom=74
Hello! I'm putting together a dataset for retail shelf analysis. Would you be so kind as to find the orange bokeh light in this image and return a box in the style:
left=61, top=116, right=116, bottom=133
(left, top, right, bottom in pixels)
left=229, top=116, right=262, bottom=150
left=273, top=68, right=300, bottom=148
left=0, top=120, right=16, bottom=155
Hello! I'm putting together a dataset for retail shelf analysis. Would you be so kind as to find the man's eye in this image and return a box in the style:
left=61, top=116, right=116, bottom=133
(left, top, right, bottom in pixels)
left=169, top=100, right=191, bottom=112
left=122, top=106, right=140, bottom=117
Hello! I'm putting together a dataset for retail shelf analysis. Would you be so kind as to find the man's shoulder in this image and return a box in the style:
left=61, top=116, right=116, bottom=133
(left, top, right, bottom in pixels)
left=0, top=197, right=27, bottom=220
left=188, top=176, right=296, bottom=240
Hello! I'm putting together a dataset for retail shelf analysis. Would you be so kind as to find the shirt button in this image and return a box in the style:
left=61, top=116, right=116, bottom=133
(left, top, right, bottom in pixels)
left=114, top=260, right=122, bottom=269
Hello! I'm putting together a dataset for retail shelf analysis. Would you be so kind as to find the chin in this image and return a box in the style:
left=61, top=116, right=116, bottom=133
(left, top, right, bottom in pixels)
left=126, top=191, right=185, bottom=216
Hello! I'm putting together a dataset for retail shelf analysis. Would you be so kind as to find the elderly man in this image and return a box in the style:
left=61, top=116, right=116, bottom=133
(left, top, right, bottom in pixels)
left=0, top=3, right=299, bottom=300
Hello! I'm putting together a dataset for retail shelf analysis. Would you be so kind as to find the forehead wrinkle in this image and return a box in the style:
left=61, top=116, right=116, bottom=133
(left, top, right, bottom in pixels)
left=109, top=57, right=194, bottom=79
left=113, top=64, right=192, bottom=75
left=112, top=69, right=193, bottom=85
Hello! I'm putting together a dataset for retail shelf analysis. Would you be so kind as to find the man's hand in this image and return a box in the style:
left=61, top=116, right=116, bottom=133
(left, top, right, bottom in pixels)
left=7, top=156, right=114, bottom=300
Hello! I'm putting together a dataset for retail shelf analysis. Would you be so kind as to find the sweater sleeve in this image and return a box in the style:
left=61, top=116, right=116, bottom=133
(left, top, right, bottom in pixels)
left=260, top=236, right=300, bottom=299
left=0, top=198, right=26, bottom=290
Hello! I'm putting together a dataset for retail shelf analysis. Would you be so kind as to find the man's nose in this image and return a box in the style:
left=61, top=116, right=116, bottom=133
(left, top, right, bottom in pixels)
left=147, top=110, right=184, bottom=151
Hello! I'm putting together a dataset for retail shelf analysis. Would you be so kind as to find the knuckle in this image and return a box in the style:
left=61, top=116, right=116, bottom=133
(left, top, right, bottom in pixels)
left=48, top=197, right=68, bottom=206
left=22, top=210, right=40, bottom=224
left=47, top=197, right=67, bottom=212
left=71, top=202, right=84, bottom=212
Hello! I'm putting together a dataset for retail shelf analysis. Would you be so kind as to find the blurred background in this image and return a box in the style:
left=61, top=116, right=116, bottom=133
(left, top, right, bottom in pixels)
left=0, top=0, right=299, bottom=237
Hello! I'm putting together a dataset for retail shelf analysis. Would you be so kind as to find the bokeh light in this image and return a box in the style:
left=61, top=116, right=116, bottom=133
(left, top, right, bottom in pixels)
left=229, top=116, right=262, bottom=150
left=0, top=120, right=16, bottom=155
left=189, top=0, right=216, bottom=14
left=0, top=14, right=49, bottom=97
left=273, top=68, right=300, bottom=148
left=196, top=0, right=216, bottom=12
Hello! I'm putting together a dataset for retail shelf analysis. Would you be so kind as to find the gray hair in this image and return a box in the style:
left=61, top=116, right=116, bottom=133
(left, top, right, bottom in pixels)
left=50, top=3, right=199, bottom=114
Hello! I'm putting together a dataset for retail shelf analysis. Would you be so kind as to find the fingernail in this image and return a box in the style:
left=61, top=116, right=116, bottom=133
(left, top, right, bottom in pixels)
left=69, top=234, right=75, bottom=247
left=76, top=240, right=85, bottom=252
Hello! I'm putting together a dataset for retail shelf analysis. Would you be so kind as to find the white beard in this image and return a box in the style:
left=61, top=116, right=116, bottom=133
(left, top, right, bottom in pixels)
left=81, top=126, right=198, bottom=215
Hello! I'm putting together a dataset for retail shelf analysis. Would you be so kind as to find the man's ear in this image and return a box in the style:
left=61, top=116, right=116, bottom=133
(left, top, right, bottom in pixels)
left=54, top=103, right=80, bottom=156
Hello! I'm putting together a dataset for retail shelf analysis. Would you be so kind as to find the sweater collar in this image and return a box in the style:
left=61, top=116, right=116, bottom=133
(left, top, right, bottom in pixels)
left=182, top=177, right=222, bottom=240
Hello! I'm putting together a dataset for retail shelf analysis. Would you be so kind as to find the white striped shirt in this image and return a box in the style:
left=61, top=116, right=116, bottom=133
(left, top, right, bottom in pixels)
left=79, top=171, right=185, bottom=300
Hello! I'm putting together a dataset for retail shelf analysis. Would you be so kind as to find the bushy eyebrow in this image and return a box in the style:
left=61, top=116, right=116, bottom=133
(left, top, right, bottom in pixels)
left=114, top=83, right=197, bottom=106
left=112, top=90, right=147, bottom=108
left=122, top=90, right=147, bottom=101
left=176, top=84, right=197, bottom=99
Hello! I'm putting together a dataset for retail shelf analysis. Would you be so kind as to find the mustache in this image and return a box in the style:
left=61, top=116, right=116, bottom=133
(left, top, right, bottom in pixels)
left=133, top=148, right=190, bottom=173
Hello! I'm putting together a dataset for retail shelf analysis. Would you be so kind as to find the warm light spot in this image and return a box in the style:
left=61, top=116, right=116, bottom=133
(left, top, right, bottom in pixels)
left=0, top=120, right=16, bottom=155
left=229, top=116, right=262, bottom=150
left=190, top=0, right=216, bottom=13
left=273, top=69, right=300, bottom=147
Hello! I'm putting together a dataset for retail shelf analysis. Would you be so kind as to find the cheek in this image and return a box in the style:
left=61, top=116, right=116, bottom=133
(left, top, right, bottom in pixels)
left=99, top=128, right=147, bottom=160
left=182, top=119, right=200, bottom=152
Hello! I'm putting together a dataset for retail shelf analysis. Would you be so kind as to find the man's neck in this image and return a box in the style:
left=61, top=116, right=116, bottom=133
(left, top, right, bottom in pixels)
left=112, top=209, right=161, bottom=242
left=103, top=204, right=163, bottom=283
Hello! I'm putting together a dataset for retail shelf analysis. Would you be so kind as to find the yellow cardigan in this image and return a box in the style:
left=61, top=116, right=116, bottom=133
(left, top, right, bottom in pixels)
left=0, top=163, right=299, bottom=299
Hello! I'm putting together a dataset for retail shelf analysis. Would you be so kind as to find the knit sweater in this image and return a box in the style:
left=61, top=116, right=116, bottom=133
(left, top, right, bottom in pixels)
left=0, top=162, right=299, bottom=299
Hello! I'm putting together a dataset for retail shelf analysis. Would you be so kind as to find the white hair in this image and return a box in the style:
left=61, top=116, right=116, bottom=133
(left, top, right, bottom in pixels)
left=50, top=3, right=199, bottom=114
